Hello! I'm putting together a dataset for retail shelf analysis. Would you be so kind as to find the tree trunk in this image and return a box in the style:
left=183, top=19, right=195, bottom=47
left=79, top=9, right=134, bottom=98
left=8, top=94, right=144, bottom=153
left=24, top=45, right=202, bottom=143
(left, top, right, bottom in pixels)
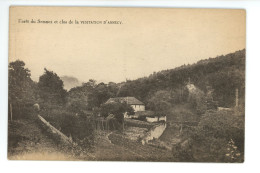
left=112, top=121, right=115, bottom=130
left=122, top=119, right=124, bottom=132
left=10, top=103, right=13, bottom=121
left=106, top=121, right=109, bottom=131
left=101, top=120, right=104, bottom=130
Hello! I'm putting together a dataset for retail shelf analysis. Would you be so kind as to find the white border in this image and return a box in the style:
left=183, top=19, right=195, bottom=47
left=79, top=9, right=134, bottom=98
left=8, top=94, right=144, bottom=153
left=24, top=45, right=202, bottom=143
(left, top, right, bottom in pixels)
left=1, top=1, right=260, bottom=173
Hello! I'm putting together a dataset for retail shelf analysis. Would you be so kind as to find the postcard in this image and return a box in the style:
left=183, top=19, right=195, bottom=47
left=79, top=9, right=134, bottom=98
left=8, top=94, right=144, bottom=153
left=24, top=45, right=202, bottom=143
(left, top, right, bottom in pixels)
left=8, top=6, right=245, bottom=162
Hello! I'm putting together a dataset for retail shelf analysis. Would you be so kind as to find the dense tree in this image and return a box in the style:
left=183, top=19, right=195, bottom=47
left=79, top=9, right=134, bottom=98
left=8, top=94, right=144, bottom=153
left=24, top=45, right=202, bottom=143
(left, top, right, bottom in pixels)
left=100, top=102, right=134, bottom=130
left=190, top=110, right=244, bottom=162
left=117, top=49, right=245, bottom=108
left=87, top=82, right=113, bottom=109
left=38, top=68, right=67, bottom=108
left=183, top=85, right=207, bottom=114
left=68, top=79, right=119, bottom=111
left=66, top=49, right=245, bottom=116
left=67, top=86, right=89, bottom=113
left=147, top=90, right=173, bottom=116
left=8, top=60, right=36, bottom=120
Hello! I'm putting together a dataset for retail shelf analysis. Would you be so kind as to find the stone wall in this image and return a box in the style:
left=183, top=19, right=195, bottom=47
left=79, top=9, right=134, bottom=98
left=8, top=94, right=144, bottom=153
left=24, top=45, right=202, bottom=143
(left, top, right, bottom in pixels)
left=37, top=115, right=76, bottom=146
left=141, top=123, right=167, bottom=144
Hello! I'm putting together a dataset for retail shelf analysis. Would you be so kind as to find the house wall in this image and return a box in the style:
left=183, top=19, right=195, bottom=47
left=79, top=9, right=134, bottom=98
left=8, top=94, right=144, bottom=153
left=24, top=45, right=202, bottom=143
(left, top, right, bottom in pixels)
left=146, top=116, right=167, bottom=123
left=146, top=117, right=158, bottom=123
left=131, top=105, right=145, bottom=112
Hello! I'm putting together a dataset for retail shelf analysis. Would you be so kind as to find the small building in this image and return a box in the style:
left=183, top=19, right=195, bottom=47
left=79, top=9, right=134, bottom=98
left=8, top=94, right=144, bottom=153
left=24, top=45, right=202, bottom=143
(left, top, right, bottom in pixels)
left=125, top=110, right=167, bottom=123
left=146, top=116, right=167, bottom=123
left=106, top=97, right=145, bottom=112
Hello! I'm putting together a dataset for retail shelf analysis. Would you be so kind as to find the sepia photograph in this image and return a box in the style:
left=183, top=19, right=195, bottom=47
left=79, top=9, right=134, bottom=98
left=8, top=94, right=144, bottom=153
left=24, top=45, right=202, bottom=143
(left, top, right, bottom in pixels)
left=8, top=6, right=245, bottom=162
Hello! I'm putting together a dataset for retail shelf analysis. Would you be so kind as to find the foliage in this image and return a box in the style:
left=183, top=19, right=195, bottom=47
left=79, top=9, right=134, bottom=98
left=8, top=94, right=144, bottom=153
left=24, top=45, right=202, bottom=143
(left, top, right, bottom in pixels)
left=172, top=141, right=194, bottom=162
left=8, top=60, right=36, bottom=120
left=147, top=90, right=173, bottom=116
left=9, top=49, right=245, bottom=160
left=38, top=68, right=67, bottom=108
left=67, top=84, right=91, bottom=112
left=87, top=82, right=116, bottom=109
left=100, top=102, right=134, bottom=123
left=41, top=109, right=95, bottom=150
left=65, top=49, right=244, bottom=115
left=168, top=104, right=199, bottom=123
left=189, top=110, right=244, bottom=162
left=184, top=85, right=207, bottom=114
left=117, top=49, right=245, bottom=108
left=67, top=80, right=119, bottom=111
left=224, top=139, right=242, bottom=162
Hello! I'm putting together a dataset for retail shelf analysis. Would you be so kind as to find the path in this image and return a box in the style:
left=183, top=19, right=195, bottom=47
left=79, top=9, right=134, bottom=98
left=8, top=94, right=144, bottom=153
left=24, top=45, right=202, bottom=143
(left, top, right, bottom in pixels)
left=8, top=118, right=76, bottom=160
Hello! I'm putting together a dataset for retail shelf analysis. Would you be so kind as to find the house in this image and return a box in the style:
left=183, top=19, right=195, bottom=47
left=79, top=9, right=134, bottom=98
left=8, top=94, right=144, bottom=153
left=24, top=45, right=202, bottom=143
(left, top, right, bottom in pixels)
left=106, top=96, right=145, bottom=112
left=135, top=111, right=166, bottom=123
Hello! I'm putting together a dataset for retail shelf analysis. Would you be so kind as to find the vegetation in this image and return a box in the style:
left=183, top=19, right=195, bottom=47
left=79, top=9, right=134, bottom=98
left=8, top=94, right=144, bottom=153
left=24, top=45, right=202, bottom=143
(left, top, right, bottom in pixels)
left=117, top=49, right=245, bottom=108
left=41, top=110, right=95, bottom=151
left=8, top=60, right=36, bottom=120
left=8, top=49, right=245, bottom=162
left=147, top=90, right=173, bottom=117
left=38, top=68, right=67, bottom=108
left=190, top=110, right=244, bottom=162
left=99, top=102, right=135, bottom=130
left=67, top=80, right=119, bottom=111
left=37, top=70, right=95, bottom=151
left=168, top=109, right=244, bottom=162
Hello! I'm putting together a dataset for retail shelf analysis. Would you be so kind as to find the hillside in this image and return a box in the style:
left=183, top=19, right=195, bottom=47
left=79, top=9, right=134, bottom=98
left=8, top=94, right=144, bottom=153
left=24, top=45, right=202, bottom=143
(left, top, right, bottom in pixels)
left=117, top=49, right=245, bottom=108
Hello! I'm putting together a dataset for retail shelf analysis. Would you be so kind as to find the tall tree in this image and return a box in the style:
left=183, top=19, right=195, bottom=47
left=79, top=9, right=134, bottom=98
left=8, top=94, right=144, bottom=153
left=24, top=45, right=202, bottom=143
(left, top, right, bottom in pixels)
left=38, top=68, right=67, bottom=108
left=8, top=60, right=35, bottom=120
left=87, top=82, right=116, bottom=109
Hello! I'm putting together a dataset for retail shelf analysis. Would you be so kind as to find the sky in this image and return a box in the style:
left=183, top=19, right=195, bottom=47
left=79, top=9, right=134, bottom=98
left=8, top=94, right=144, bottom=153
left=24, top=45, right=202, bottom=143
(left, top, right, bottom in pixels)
left=9, top=7, right=246, bottom=83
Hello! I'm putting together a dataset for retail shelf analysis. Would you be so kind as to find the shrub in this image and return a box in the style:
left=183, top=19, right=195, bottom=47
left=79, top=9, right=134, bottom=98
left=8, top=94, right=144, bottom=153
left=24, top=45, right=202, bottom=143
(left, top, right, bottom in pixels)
left=41, top=108, right=95, bottom=151
left=189, top=110, right=244, bottom=162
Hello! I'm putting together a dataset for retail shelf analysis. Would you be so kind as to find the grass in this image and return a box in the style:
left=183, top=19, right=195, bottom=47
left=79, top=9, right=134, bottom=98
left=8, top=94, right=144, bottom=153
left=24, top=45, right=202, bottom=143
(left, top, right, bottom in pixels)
left=8, top=116, right=76, bottom=160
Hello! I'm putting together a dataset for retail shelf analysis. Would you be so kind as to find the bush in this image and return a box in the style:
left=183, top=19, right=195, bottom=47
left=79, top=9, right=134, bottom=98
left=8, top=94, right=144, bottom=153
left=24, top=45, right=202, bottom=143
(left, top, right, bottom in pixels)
left=41, top=108, right=95, bottom=151
left=189, top=110, right=244, bottom=162
left=172, top=142, right=194, bottom=162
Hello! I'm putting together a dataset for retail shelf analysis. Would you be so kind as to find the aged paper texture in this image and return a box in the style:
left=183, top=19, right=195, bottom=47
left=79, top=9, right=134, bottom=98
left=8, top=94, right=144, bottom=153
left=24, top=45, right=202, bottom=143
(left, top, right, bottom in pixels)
left=8, top=6, right=245, bottom=162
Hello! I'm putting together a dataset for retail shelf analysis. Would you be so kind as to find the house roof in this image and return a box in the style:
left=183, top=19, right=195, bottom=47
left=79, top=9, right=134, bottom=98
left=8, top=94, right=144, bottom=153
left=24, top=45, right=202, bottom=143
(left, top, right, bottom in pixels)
left=106, top=97, right=144, bottom=105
